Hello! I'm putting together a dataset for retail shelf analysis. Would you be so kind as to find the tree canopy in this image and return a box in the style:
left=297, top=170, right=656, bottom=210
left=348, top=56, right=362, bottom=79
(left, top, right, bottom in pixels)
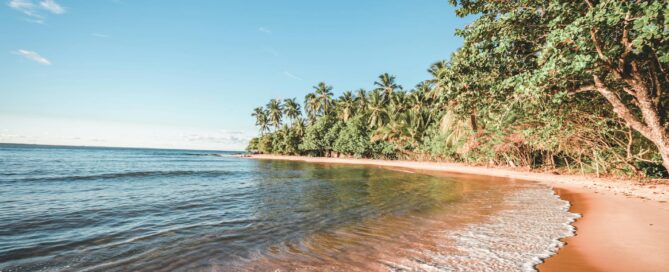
left=247, top=0, right=668, bottom=177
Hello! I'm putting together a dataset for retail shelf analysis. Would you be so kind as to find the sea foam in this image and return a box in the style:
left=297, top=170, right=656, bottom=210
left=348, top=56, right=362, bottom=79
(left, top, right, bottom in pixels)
left=388, top=185, right=580, bottom=272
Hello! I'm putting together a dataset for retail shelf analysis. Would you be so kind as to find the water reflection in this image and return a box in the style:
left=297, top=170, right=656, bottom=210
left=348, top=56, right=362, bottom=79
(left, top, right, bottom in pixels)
left=0, top=145, right=525, bottom=272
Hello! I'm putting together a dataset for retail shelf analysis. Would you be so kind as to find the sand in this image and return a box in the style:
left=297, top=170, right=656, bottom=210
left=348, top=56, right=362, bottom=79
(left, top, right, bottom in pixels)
left=245, top=154, right=669, bottom=272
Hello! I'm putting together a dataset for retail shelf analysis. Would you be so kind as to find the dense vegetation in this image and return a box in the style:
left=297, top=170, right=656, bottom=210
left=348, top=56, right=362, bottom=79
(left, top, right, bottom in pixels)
left=247, top=0, right=669, bottom=177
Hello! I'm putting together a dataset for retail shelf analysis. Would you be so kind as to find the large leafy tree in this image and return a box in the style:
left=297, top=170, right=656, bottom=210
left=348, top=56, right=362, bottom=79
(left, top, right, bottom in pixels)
left=449, top=0, right=669, bottom=171
left=333, top=116, right=371, bottom=157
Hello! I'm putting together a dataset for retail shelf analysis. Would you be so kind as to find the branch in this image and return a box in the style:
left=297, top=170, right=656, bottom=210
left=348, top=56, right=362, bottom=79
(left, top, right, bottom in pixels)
left=593, top=75, right=653, bottom=139
left=571, top=85, right=596, bottom=93
left=590, top=29, right=609, bottom=64
left=619, top=11, right=633, bottom=67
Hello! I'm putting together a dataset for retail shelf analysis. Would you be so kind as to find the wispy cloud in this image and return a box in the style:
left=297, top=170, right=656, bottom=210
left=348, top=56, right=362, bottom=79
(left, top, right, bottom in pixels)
left=7, top=0, right=65, bottom=22
left=258, top=26, right=271, bottom=34
left=283, top=71, right=303, bottom=81
left=13, top=49, right=51, bottom=65
left=40, top=0, right=64, bottom=14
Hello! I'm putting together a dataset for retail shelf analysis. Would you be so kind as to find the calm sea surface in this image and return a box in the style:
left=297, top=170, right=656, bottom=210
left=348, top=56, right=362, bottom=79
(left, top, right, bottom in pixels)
left=0, top=144, right=577, bottom=272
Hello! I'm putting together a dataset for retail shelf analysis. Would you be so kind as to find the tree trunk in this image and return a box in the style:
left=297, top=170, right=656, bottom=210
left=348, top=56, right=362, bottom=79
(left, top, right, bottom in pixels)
left=594, top=75, right=669, bottom=171
left=469, top=111, right=478, bottom=132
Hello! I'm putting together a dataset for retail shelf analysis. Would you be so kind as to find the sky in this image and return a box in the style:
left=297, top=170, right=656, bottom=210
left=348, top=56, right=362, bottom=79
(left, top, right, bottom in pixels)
left=0, top=0, right=472, bottom=151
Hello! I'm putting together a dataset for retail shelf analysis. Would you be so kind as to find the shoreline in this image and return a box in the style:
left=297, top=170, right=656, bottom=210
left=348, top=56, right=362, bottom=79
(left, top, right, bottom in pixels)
left=245, top=154, right=669, bottom=272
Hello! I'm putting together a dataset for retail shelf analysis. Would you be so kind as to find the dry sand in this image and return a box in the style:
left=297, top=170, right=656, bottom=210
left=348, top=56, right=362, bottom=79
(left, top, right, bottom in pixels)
left=245, top=154, right=669, bottom=272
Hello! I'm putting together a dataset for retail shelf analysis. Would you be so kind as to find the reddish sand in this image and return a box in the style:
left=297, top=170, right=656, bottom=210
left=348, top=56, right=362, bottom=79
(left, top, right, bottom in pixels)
left=539, top=187, right=669, bottom=272
left=245, top=154, right=669, bottom=272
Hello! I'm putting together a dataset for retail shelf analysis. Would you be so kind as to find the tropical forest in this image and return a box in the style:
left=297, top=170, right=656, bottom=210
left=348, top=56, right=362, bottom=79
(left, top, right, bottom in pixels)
left=247, top=0, right=669, bottom=178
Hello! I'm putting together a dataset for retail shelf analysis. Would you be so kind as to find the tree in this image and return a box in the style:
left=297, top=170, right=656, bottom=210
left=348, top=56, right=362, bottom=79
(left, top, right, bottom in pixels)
left=314, top=82, right=334, bottom=116
left=283, top=98, right=301, bottom=124
left=355, top=89, right=368, bottom=114
left=299, top=116, right=335, bottom=156
left=367, top=90, right=388, bottom=128
left=267, top=99, right=283, bottom=131
left=251, top=107, right=269, bottom=135
left=374, top=73, right=402, bottom=102
left=333, top=116, right=371, bottom=157
left=292, top=117, right=306, bottom=138
left=450, top=0, right=669, bottom=171
left=337, top=91, right=356, bottom=121
left=304, top=92, right=319, bottom=124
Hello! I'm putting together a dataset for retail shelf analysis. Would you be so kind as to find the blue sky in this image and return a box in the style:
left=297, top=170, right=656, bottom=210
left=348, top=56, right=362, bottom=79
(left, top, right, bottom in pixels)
left=0, top=0, right=472, bottom=150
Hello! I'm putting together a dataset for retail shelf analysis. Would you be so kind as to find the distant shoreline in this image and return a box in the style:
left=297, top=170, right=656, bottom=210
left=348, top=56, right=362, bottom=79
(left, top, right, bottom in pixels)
left=0, top=142, right=243, bottom=153
left=244, top=154, right=669, bottom=272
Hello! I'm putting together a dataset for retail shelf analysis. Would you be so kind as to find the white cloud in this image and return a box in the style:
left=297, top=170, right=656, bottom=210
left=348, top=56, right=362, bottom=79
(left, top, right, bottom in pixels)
left=7, top=0, right=64, bottom=22
left=8, top=0, right=33, bottom=10
left=283, top=71, right=303, bottom=81
left=13, top=49, right=51, bottom=65
left=40, top=0, right=64, bottom=14
left=258, top=26, right=271, bottom=34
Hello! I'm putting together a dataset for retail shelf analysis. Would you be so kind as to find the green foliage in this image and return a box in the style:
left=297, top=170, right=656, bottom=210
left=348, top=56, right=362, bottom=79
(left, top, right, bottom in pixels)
left=333, top=116, right=372, bottom=157
left=299, top=116, right=335, bottom=156
left=246, top=1, right=668, bottom=176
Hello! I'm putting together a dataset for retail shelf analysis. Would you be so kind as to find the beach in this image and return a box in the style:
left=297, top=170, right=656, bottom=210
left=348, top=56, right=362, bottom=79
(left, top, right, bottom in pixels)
left=247, top=154, right=669, bottom=271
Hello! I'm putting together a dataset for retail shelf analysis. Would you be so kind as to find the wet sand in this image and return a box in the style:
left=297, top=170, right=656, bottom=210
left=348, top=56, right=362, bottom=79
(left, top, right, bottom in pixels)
left=246, top=154, right=669, bottom=271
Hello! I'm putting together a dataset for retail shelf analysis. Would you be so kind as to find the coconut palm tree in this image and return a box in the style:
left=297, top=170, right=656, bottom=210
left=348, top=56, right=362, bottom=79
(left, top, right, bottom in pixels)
left=367, top=90, right=387, bottom=128
left=304, top=92, right=319, bottom=124
left=389, top=90, right=408, bottom=113
left=313, top=82, right=334, bottom=116
left=427, top=61, right=449, bottom=101
left=283, top=98, right=301, bottom=124
left=374, top=73, right=402, bottom=102
left=292, top=117, right=306, bottom=137
left=267, top=99, right=283, bottom=131
left=337, top=91, right=356, bottom=121
left=251, top=107, right=269, bottom=135
left=355, top=89, right=368, bottom=113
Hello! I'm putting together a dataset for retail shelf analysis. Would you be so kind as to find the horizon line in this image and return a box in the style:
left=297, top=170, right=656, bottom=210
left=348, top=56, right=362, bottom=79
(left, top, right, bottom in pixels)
left=0, top=142, right=244, bottom=153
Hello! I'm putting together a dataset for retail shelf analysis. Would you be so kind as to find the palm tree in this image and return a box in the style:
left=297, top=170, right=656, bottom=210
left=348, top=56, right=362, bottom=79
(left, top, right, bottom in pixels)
left=355, top=89, right=368, bottom=112
left=389, top=90, right=407, bottom=113
left=292, top=117, right=306, bottom=137
left=427, top=61, right=448, bottom=101
left=367, top=90, right=388, bottom=128
left=374, top=73, right=402, bottom=102
left=313, top=82, right=334, bottom=116
left=337, top=91, right=356, bottom=121
left=283, top=98, right=301, bottom=124
left=251, top=107, right=269, bottom=135
left=267, top=99, right=283, bottom=131
left=304, top=93, right=318, bottom=123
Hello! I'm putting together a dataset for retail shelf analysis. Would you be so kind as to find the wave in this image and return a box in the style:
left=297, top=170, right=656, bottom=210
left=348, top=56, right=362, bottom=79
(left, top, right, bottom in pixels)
left=9, top=170, right=238, bottom=183
left=387, top=186, right=580, bottom=272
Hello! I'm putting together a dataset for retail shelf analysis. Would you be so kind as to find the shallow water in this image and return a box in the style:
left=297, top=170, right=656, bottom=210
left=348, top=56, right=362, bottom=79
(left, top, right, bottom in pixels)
left=0, top=144, right=577, bottom=271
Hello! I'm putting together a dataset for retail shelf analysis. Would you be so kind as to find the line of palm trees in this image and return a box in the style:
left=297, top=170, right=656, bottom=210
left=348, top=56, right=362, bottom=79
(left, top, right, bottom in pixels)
left=251, top=72, right=446, bottom=156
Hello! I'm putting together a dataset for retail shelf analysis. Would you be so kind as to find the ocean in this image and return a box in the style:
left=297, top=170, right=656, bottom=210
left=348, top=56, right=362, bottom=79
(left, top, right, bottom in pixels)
left=0, top=144, right=578, bottom=271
